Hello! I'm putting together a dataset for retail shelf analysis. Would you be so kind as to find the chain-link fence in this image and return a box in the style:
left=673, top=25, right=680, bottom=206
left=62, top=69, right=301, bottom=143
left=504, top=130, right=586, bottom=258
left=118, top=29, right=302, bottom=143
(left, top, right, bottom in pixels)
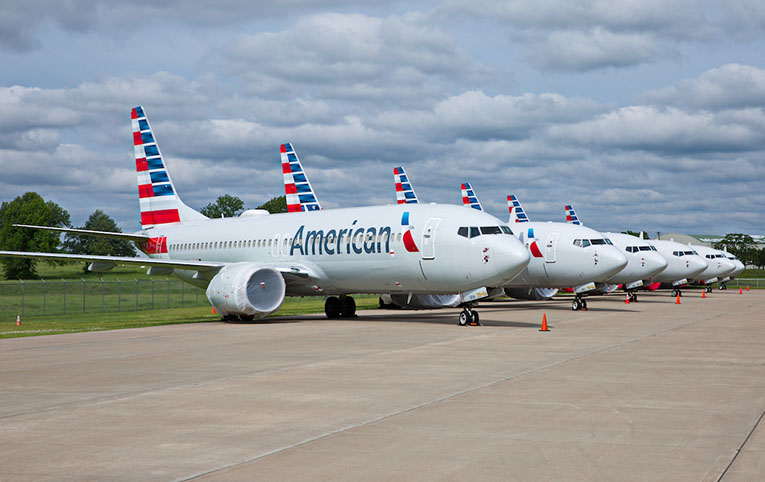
left=1, top=279, right=207, bottom=318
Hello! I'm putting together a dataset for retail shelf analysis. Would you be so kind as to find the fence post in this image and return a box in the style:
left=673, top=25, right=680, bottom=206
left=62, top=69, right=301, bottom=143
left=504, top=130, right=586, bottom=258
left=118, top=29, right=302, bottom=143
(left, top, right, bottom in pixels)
left=20, top=279, right=24, bottom=316
left=62, top=279, right=66, bottom=315
left=82, top=278, right=86, bottom=313
left=42, top=279, right=46, bottom=315
left=101, top=279, right=104, bottom=312
left=136, top=279, right=139, bottom=311
left=151, top=280, right=155, bottom=309
left=166, top=278, right=170, bottom=308
left=181, top=281, right=184, bottom=307
left=118, top=279, right=121, bottom=312
left=195, top=286, right=199, bottom=306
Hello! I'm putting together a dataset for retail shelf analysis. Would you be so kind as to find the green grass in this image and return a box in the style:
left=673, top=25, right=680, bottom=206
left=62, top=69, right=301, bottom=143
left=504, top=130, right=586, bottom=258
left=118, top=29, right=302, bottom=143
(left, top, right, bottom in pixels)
left=739, top=269, right=765, bottom=278
left=0, top=294, right=380, bottom=339
left=0, top=261, right=155, bottom=281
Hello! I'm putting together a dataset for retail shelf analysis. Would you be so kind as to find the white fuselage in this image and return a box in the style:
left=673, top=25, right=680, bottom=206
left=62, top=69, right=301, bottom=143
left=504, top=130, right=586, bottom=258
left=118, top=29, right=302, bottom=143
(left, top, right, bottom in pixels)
left=651, top=239, right=708, bottom=284
left=689, top=244, right=736, bottom=283
left=724, top=253, right=746, bottom=277
left=142, top=203, right=530, bottom=295
left=505, top=222, right=627, bottom=288
left=603, top=233, right=668, bottom=285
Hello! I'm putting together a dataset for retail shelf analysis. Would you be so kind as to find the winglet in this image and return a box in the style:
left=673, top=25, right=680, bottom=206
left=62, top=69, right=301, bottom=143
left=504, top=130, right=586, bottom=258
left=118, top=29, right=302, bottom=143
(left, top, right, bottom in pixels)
left=393, top=166, right=418, bottom=204
left=564, top=204, right=581, bottom=225
left=281, top=143, right=321, bottom=212
left=507, top=194, right=530, bottom=223
left=460, top=183, right=483, bottom=211
left=132, top=106, right=206, bottom=229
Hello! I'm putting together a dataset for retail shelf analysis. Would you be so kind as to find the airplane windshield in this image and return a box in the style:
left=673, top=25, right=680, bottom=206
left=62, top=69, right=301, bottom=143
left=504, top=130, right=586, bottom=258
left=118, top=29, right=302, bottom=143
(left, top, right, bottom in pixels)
left=639, top=246, right=652, bottom=251
left=590, top=239, right=608, bottom=245
left=480, top=226, right=502, bottom=235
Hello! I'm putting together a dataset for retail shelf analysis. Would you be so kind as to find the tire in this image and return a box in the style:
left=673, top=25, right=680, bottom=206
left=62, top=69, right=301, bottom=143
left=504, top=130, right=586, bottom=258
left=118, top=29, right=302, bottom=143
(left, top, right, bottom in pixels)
left=459, top=310, right=469, bottom=326
left=582, top=299, right=588, bottom=310
left=671, top=289, right=678, bottom=297
left=572, top=299, right=580, bottom=311
left=472, top=312, right=480, bottom=325
left=325, top=296, right=341, bottom=319
left=340, top=296, right=356, bottom=318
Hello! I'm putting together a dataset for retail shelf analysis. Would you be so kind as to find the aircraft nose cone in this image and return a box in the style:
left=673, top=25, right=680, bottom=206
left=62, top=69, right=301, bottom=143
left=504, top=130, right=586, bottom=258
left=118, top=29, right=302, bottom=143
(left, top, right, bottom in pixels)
left=720, top=259, right=736, bottom=275
left=645, top=253, right=668, bottom=278
left=495, top=237, right=530, bottom=282
left=688, top=256, right=708, bottom=277
left=600, top=247, right=628, bottom=279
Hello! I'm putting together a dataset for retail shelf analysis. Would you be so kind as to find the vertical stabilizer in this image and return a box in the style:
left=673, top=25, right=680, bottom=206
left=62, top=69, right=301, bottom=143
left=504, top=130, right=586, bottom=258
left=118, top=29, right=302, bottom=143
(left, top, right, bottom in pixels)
left=564, top=204, right=581, bottom=225
left=460, top=183, right=483, bottom=211
left=281, top=143, right=321, bottom=212
left=394, top=166, right=419, bottom=204
left=132, top=106, right=206, bottom=229
left=507, top=194, right=530, bottom=223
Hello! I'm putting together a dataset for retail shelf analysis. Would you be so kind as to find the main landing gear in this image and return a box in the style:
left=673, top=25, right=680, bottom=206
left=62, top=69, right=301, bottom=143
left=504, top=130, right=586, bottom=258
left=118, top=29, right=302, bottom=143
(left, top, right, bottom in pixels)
left=719, top=283, right=727, bottom=291
left=325, top=295, right=357, bottom=319
left=704, top=286, right=713, bottom=293
left=627, top=292, right=639, bottom=303
left=571, top=296, right=588, bottom=311
left=671, top=289, right=683, bottom=297
left=458, top=304, right=480, bottom=326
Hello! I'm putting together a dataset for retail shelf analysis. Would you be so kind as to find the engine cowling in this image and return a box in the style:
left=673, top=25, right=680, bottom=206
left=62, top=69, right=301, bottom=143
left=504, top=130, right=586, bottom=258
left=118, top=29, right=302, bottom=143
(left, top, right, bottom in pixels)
left=206, top=263, right=286, bottom=318
left=504, top=287, right=559, bottom=300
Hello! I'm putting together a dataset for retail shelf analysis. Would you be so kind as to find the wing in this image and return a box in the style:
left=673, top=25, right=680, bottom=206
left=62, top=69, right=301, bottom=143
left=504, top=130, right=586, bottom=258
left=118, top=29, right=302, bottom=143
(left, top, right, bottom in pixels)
left=0, top=250, right=223, bottom=272
left=13, top=224, right=151, bottom=243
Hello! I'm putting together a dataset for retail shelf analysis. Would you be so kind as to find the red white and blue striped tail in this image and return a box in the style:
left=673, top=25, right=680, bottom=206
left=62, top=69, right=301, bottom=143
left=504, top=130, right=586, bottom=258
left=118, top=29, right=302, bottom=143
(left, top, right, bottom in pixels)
left=460, top=182, right=483, bottom=211
left=507, top=194, right=531, bottom=223
left=394, top=166, right=418, bottom=204
left=564, top=204, right=581, bottom=225
left=281, top=143, right=321, bottom=213
left=132, top=106, right=206, bottom=230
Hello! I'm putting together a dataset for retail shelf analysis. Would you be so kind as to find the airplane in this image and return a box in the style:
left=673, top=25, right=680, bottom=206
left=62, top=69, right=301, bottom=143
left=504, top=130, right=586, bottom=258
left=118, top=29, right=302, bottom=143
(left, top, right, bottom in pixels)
left=719, top=249, right=746, bottom=289
left=562, top=205, right=667, bottom=302
left=648, top=239, right=709, bottom=297
left=0, top=106, right=531, bottom=325
left=685, top=243, right=736, bottom=292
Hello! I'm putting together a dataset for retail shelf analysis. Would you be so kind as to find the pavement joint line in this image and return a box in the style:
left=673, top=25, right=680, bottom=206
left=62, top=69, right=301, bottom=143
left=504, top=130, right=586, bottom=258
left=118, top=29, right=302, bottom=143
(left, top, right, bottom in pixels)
left=716, top=407, right=765, bottom=481
left=176, top=308, right=720, bottom=482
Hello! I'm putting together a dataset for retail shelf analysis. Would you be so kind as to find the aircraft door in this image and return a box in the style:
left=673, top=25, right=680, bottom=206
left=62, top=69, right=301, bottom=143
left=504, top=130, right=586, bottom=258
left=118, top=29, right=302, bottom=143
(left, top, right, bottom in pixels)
left=545, top=232, right=559, bottom=263
left=421, top=218, right=441, bottom=260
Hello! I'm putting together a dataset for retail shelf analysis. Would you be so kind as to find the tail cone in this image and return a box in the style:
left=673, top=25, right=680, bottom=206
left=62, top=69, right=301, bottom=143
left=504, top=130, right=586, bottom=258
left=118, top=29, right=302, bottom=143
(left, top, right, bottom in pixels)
left=539, top=313, right=550, bottom=332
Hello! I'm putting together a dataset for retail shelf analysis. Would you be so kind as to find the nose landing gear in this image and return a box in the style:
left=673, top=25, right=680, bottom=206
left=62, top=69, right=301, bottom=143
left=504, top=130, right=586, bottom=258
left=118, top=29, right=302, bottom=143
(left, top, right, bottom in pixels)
left=458, top=304, right=481, bottom=326
left=571, top=296, right=588, bottom=311
left=325, top=295, right=357, bottom=319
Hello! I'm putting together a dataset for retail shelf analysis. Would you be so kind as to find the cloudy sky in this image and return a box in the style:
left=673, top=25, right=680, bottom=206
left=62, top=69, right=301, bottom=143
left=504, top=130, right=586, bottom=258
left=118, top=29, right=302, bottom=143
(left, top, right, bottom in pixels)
left=1, top=0, right=764, bottom=236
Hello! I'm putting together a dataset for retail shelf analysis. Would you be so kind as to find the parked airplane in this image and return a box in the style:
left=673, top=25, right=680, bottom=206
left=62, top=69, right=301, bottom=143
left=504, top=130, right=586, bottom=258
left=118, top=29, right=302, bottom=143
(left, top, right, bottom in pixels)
left=649, top=239, right=708, bottom=296
left=720, top=249, right=746, bottom=289
left=686, top=244, right=736, bottom=292
left=562, top=205, right=667, bottom=302
left=1, top=107, right=530, bottom=324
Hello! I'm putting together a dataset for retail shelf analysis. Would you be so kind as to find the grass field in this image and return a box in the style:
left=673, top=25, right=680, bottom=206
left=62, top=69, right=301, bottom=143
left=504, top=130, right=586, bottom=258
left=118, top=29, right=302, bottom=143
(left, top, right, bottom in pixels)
left=0, top=294, right=381, bottom=339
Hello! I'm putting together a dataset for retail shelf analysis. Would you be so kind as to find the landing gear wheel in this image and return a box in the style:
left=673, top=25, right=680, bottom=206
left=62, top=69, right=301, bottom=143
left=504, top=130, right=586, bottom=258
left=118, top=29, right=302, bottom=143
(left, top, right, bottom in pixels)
left=325, top=296, right=341, bottom=319
left=705, top=286, right=712, bottom=293
left=340, top=296, right=356, bottom=318
left=459, top=310, right=469, bottom=326
left=629, top=293, right=638, bottom=303
left=472, top=311, right=480, bottom=326
left=719, top=283, right=727, bottom=291
left=581, top=299, right=588, bottom=311
left=572, top=298, right=580, bottom=311
left=671, top=289, right=678, bottom=297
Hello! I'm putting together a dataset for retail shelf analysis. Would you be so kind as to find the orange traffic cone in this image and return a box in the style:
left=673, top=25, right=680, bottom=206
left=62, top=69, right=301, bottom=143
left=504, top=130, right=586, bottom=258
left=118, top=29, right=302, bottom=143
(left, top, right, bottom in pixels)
left=16, top=314, right=21, bottom=326
left=746, top=285, right=750, bottom=291
left=625, top=294, right=630, bottom=304
left=539, top=313, right=550, bottom=332
left=739, top=287, right=743, bottom=294
left=211, top=307, right=216, bottom=314
left=675, top=294, right=681, bottom=304
left=702, top=290, right=706, bottom=298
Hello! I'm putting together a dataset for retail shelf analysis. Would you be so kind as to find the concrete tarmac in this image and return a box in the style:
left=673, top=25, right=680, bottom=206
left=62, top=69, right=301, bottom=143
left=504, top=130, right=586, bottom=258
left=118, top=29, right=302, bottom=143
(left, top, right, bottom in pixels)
left=1, top=290, right=763, bottom=481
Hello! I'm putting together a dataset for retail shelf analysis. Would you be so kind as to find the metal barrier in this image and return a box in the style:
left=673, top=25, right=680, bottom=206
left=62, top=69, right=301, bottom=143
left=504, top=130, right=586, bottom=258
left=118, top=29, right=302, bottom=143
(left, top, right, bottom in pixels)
left=731, top=278, right=762, bottom=288
left=1, top=279, right=205, bottom=318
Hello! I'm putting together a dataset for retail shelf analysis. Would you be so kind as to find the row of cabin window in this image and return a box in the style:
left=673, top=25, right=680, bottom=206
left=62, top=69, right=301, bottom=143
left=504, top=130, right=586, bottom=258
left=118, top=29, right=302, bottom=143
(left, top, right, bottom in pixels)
left=572, top=238, right=614, bottom=247
left=169, top=232, right=403, bottom=252
left=625, top=245, right=658, bottom=253
left=457, top=225, right=514, bottom=238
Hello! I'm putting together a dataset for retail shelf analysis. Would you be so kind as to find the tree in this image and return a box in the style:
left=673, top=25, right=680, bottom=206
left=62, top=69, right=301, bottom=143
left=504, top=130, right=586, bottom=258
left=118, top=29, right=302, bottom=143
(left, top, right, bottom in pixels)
left=757, top=248, right=765, bottom=269
left=257, top=195, right=287, bottom=214
left=0, top=192, right=71, bottom=279
left=63, top=210, right=137, bottom=272
left=714, top=233, right=758, bottom=266
left=200, top=194, right=245, bottom=218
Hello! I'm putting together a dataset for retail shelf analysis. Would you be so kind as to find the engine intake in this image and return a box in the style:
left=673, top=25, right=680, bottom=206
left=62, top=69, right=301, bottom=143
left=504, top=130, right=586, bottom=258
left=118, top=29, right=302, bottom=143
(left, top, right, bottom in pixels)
left=206, top=263, right=286, bottom=318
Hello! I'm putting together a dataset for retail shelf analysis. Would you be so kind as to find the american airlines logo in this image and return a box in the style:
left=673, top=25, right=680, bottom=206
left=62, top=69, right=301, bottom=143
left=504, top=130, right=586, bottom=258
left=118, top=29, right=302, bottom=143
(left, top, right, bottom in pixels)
left=290, top=222, right=393, bottom=256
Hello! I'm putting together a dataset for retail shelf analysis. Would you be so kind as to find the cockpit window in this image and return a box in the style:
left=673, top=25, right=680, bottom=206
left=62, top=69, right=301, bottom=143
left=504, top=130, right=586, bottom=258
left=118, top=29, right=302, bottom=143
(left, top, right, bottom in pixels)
left=470, top=227, right=480, bottom=238
left=649, top=245, right=657, bottom=251
left=457, top=227, right=468, bottom=238
left=590, top=239, right=607, bottom=245
left=480, top=226, right=502, bottom=235
left=581, top=239, right=591, bottom=247
left=684, top=250, right=694, bottom=255
left=639, top=246, right=651, bottom=251
left=500, top=225, right=513, bottom=235
left=715, top=254, right=725, bottom=258
left=573, top=239, right=582, bottom=247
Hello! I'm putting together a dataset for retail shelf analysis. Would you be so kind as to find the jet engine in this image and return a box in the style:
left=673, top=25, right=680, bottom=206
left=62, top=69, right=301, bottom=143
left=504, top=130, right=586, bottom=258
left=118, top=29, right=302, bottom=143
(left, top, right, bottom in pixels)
left=504, top=287, right=559, bottom=300
left=206, top=263, right=286, bottom=318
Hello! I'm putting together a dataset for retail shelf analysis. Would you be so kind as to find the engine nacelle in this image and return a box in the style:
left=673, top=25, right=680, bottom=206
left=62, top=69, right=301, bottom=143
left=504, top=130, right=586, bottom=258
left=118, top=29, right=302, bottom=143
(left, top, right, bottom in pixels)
left=505, top=287, right=559, bottom=300
left=379, top=293, right=462, bottom=310
left=206, top=263, right=286, bottom=318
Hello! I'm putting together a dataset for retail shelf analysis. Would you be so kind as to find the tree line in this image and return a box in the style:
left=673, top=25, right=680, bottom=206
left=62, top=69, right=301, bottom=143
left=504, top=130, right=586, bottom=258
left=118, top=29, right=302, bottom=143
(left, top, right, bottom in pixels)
left=0, top=192, right=286, bottom=279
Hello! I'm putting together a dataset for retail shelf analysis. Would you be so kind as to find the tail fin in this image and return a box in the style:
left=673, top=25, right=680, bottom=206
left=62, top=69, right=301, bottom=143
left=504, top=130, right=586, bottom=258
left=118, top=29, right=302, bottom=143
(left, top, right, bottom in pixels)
left=564, top=204, right=581, bottom=225
left=281, top=143, right=321, bottom=212
left=507, top=194, right=530, bottom=223
left=394, top=166, right=418, bottom=204
left=132, top=106, right=206, bottom=229
left=460, top=183, right=483, bottom=211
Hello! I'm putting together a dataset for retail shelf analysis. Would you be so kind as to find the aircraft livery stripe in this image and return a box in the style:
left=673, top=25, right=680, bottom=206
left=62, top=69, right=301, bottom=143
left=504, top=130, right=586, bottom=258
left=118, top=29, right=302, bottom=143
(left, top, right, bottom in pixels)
left=141, top=209, right=180, bottom=226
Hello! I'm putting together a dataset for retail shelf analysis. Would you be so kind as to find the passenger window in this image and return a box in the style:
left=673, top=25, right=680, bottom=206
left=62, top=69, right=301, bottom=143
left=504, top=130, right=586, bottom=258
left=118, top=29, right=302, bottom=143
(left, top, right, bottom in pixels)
left=469, top=227, right=480, bottom=238
left=457, top=227, right=468, bottom=238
